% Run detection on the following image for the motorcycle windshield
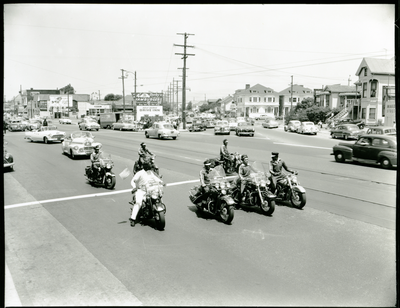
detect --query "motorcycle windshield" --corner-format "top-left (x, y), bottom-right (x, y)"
top-left (100, 153), bottom-right (112, 164)
top-left (248, 161), bottom-right (267, 182)
top-left (209, 165), bottom-right (227, 184)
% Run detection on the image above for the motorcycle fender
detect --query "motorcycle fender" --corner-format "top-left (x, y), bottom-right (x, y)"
top-left (220, 195), bottom-right (235, 206)
top-left (105, 172), bottom-right (115, 177)
top-left (293, 185), bottom-right (306, 193)
top-left (154, 202), bottom-right (166, 212)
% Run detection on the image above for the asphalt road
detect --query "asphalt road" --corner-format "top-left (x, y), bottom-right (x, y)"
top-left (4, 122), bottom-right (396, 306)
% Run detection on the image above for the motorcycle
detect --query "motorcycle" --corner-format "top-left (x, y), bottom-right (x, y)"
top-left (209, 152), bottom-right (241, 174)
top-left (133, 154), bottom-right (159, 176)
top-left (189, 165), bottom-right (235, 224)
top-left (231, 161), bottom-right (276, 215)
top-left (272, 171), bottom-right (306, 209)
top-left (130, 181), bottom-right (166, 231)
top-left (85, 153), bottom-right (116, 189)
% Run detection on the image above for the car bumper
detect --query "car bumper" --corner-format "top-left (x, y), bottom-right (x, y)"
top-left (48, 136), bottom-right (65, 141)
top-left (237, 130), bottom-right (254, 135)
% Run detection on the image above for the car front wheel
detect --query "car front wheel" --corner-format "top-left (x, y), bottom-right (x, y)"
top-left (334, 152), bottom-right (345, 163)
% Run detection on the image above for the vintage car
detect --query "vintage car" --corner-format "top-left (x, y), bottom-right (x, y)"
top-left (366, 126), bottom-right (396, 136)
top-left (78, 119), bottom-right (100, 131)
top-left (61, 131), bottom-right (100, 159)
top-left (330, 124), bottom-right (363, 140)
top-left (188, 121), bottom-right (206, 132)
top-left (111, 120), bottom-right (137, 131)
top-left (3, 141), bottom-right (14, 171)
top-left (24, 125), bottom-right (65, 143)
top-left (7, 119), bottom-right (28, 132)
top-left (145, 122), bottom-right (179, 140)
top-left (26, 119), bottom-right (42, 131)
top-left (59, 118), bottom-right (72, 124)
top-left (203, 120), bottom-right (216, 128)
top-left (262, 119), bottom-right (279, 129)
top-left (214, 120), bottom-right (230, 135)
top-left (297, 121), bottom-right (318, 135)
top-left (337, 119), bottom-right (365, 129)
top-left (235, 121), bottom-right (255, 137)
top-left (228, 119), bottom-right (238, 131)
top-left (331, 134), bottom-right (397, 169)
top-left (284, 120), bottom-right (301, 132)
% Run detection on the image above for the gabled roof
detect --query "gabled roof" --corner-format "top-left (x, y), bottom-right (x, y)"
top-left (236, 84), bottom-right (277, 94)
top-left (324, 84), bottom-right (356, 93)
top-left (278, 84), bottom-right (313, 95)
top-left (355, 58), bottom-right (395, 76)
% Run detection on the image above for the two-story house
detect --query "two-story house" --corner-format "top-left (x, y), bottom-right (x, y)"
top-left (233, 84), bottom-right (279, 118)
top-left (355, 57), bottom-right (395, 126)
top-left (278, 84), bottom-right (314, 116)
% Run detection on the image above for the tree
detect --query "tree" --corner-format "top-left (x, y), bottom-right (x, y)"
top-left (199, 103), bottom-right (210, 113)
top-left (104, 93), bottom-right (122, 101)
top-left (60, 84), bottom-right (75, 95)
top-left (187, 101), bottom-right (193, 111)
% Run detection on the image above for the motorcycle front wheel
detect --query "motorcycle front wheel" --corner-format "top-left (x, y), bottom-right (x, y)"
top-left (260, 198), bottom-right (275, 215)
top-left (290, 190), bottom-right (306, 209)
top-left (219, 204), bottom-right (234, 224)
top-left (105, 175), bottom-right (116, 189)
top-left (155, 211), bottom-right (165, 230)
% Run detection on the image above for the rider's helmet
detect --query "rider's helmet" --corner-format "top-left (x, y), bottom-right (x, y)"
top-left (241, 154), bottom-right (248, 161)
top-left (271, 152), bottom-right (279, 159)
top-left (94, 143), bottom-right (102, 150)
top-left (204, 159), bottom-right (212, 167)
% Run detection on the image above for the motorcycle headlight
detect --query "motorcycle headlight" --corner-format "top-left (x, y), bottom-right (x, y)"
top-left (220, 182), bottom-right (226, 189)
top-left (106, 163), bottom-right (112, 169)
top-left (214, 183), bottom-right (220, 189)
top-left (221, 189), bottom-right (227, 195)
top-left (260, 180), bottom-right (266, 187)
top-left (226, 182), bottom-right (231, 188)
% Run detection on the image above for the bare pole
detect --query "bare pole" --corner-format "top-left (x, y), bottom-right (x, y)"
top-left (175, 32), bottom-right (195, 129)
top-left (119, 69), bottom-right (126, 113)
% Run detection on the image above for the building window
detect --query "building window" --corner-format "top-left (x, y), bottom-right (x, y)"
top-left (254, 97), bottom-right (258, 102)
top-left (369, 108), bottom-right (376, 120)
top-left (364, 67), bottom-right (367, 76)
top-left (249, 97), bottom-right (252, 102)
top-left (362, 83), bottom-right (367, 98)
top-left (264, 97), bottom-right (266, 102)
top-left (268, 97), bottom-right (272, 102)
top-left (370, 80), bottom-right (377, 98)
top-left (361, 108), bottom-right (366, 119)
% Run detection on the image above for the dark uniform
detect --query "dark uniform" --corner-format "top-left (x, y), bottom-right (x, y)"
top-left (268, 152), bottom-right (294, 192)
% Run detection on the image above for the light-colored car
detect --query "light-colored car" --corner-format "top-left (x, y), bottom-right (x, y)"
top-left (330, 124), bottom-right (363, 140)
top-left (262, 119), bottom-right (279, 129)
top-left (145, 122), bottom-right (179, 140)
top-left (24, 125), bottom-right (65, 143)
top-left (235, 121), bottom-right (255, 137)
top-left (26, 119), bottom-right (42, 131)
top-left (111, 119), bottom-right (137, 131)
top-left (7, 119), bottom-right (28, 132)
top-left (284, 120), bottom-right (301, 132)
top-left (79, 119), bottom-right (100, 131)
top-left (297, 122), bottom-right (318, 135)
top-left (214, 120), bottom-right (230, 135)
top-left (366, 126), bottom-right (396, 136)
top-left (3, 141), bottom-right (14, 171)
top-left (62, 131), bottom-right (100, 159)
top-left (59, 118), bottom-right (72, 124)
top-left (228, 119), bottom-right (238, 131)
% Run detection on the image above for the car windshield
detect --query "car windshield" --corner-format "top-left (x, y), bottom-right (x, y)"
top-left (238, 122), bottom-right (250, 126)
top-left (42, 126), bottom-right (57, 131)
top-left (161, 124), bottom-right (174, 129)
top-left (384, 129), bottom-right (396, 134)
top-left (71, 132), bottom-right (92, 138)
top-left (304, 122), bottom-right (314, 126)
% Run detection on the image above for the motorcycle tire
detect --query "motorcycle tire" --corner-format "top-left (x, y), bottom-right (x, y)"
top-left (104, 175), bottom-right (116, 189)
top-left (219, 204), bottom-right (234, 224)
top-left (155, 211), bottom-right (165, 231)
top-left (290, 191), bottom-right (306, 209)
top-left (260, 199), bottom-right (275, 216)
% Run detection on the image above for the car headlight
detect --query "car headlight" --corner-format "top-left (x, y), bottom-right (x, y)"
top-left (73, 146), bottom-right (79, 150)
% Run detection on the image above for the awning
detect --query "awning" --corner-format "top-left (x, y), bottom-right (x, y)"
top-left (339, 92), bottom-right (360, 96)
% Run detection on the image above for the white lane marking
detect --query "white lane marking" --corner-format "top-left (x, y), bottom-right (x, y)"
top-left (273, 142), bottom-right (331, 150)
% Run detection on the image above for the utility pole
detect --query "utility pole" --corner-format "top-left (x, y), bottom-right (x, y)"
top-left (175, 32), bottom-right (195, 129)
top-left (290, 76), bottom-right (293, 121)
top-left (133, 71), bottom-right (137, 110)
top-left (119, 69), bottom-right (126, 113)
top-left (175, 79), bottom-right (181, 116)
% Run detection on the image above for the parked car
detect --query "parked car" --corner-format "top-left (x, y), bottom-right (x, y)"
top-left (111, 119), bottom-right (137, 131)
top-left (337, 119), bottom-right (365, 129)
top-left (330, 124), bottom-right (363, 140)
top-left (59, 118), bottom-right (72, 124)
top-left (189, 121), bottom-right (206, 132)
top-left (204, 120), bottom-right (216, 128)
top-left (228, 119), bottom-right (238, 131)
top-left (214, 120), bottom-right (230, 135)
top-left (145, 122), bottom-right (179, 140)
top-left (235, 121), bottom-right (255, 137)
top-left (284, 120), bottom-right (301, 132)
top-left (262, 119), bottom-right (279, 129)
top-left (255, 114), bottom-right (275, 121)
top-left (3, 141), bottom-right (14, 171)
top-left (26, 119), bottom-right (42, 131)
top-left (62, 131), bottom-right (100, 159)
top-left (79, 119), bottom-right (100, 131)
top-left (366, 126), bottom-right (396, 136)
top-left (331, 134), bottom-right (397, 169)
top-left (297, 121), bottom-right (318, 135)
top-left (24, 125), bottom-right (65, 143)
top-left (7, 119), bottom-right (28, 132)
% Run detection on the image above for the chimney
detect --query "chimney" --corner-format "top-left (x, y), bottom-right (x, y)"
top-left (245, 84), bottom-right (250, 89)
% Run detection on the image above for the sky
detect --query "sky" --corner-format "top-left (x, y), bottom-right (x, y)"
top-left (4, 4), bottom-right (395, 104)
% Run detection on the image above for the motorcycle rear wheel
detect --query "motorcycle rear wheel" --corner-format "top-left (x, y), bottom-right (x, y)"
top-left (155, 211), bottom-right (165, 230)
top-left (290, 190), bottom-right (306, 209)
top-left (219, 204), bottom-right (234, 224)
top-left (105, 175), bottom-right (116, 189)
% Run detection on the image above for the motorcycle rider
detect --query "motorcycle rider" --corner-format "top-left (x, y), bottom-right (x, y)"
top-left (268, 152), bottom-right (295, 194)
top-left (90, 144), bottom-right (104, 180)
top-left (220, 139), bottom-right (231, 170)
top-left (198, 159), bottom-right (214, 206)
top-left (129, 161), bottom-right (163, 227)
top-left (138, 142), bottom-right (154, 168)
top-left (236, 154), bottom-right (256, 206)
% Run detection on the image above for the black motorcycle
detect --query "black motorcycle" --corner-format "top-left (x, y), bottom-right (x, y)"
top-left (272, 171), bottom-right (306, 209)
top-left (85, 153), bottom-right (116, 189)
top-left (208, 152), bottom-right (241, 174)
top-left (189, 165), bottom-right (235, 224)
top-left (130, 181), bottom-right (166, 231)
top-left (231, 162), bottom-right (276, 215)
top-left (133, 154), bottom-right (159, 176)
